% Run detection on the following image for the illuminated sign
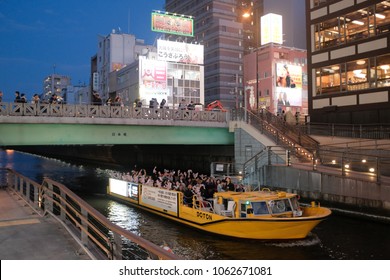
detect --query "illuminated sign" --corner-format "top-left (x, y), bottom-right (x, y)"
top-left (275, 63), bottom-right (303, 107)
top-left (141, 185), bottom-right (178, 214)
top-left (152, 12), bottom-right (194, 37)
top-left (276, 63), bottom-right (302, 89)
top-left (109, 178), bottom-right (128, 197)
top-left (139, 58), bottom-right (169, 103)
top-left (157, 39), bottom-right (204, 65)
top-left (261, 13), bottom-right (283, 45)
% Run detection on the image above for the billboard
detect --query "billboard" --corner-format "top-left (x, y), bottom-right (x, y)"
top-left (157, 39), bottom-right (204, 65)
top-left (139, 58), bottom-right (169, 103)
top-left (261, 13), bottom-right (283, 45)
top-left (152, 12), bottom-right (194, 37)
top-left (275, 63), bottom-right (303, 108)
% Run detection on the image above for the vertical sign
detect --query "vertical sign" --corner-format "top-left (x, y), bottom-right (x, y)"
top-left (261, 13), bottom-right (283, 45)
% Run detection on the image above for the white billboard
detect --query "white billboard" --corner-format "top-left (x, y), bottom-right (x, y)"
top-left (275, 63), bottom-right (303, 108)
top-left (261, 13), bottom-right (283, 45)
top-left (139, 58), bottom-right (169, 103)
top-left (157, 39), bottom-right (204, 65)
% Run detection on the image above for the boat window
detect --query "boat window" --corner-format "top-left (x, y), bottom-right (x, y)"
top-left (269, 199), bottom-right (292, 214)
top-left (251, 201), bottom-right (269, 215)
top-left (290, 197), bottom-right (299, 211)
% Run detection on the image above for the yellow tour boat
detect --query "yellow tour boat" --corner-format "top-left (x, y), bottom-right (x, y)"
top-left (107, 178), bottom-right (331, 240)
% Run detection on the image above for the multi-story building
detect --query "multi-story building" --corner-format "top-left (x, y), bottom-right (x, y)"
top-left (115, 39), bottom-right (205, 108)
top-left (165, 0), bottom-right (244, 109)
top-left (42, 74), bottom-right (71, 101)
top-left (165, 0), bottom-right (306, 109)
top-left (244, 43), bottom-right (308, 116)
top-left (306, 0), bottom-right (390, 124)
top-left (96, 30), bottom-right (155, 101)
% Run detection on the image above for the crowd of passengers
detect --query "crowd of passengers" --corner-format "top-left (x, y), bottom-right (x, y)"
top-left (110, 166), bottom-right (247, 206)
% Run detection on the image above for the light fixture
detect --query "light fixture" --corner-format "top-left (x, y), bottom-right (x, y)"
top-left (375, 13), bottom-right (385, 19)
top-left (369, 168), bottom-right (375, 173)
top-left (362, 159), bottom-right (367, 163)
top-left (331, 65), bottom-right (340, 70)
top-left (242, 12), bottom-right (250, 18)
top-left (356, 60), bottom-right (366, 65)
top-left (332, 160), bottom-right (336, 164)
top-left (352, 20), bottom-right (364, 25)
top-left (344, 164), bottom-right (350, 169)
top-left (379, 65), bottom-right (390, 70)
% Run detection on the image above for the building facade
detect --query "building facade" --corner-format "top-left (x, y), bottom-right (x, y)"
top-left (306, 0), bottom-right (390, 124)
top-left (115, 40), bottom-right (205, 108)
top-left (165, 0), bottom-right (244, 109)
top-left (244, 43), bottom-right (308, 116)
top-left (42, 74), bottom-right (71, 102)
top-left (96, 30), bottom-right (155, 101)
top-left (165, 0), bottom-right (306, 109)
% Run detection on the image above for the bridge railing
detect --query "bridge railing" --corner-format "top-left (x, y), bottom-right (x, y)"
top-left (0, 102), bottom-right (227, 122)
top-left (2, 168), bottom-right (180, 260)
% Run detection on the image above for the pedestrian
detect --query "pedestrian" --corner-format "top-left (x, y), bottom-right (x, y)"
top-left (32, 94), bottom-right (40, 104)
top-left (295, 111), bottom-right (300, 125)
top-left (20, 93), bottom-right (27, 103)
top-left (14, 91), bottom-right (21, 103)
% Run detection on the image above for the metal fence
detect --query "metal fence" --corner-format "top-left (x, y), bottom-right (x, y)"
top-left (305, 123), bottom-right (390, 140)
top-left (0, 102), bottom-right (228, 123)
top-left (2, 168), bottom-right (180, 260)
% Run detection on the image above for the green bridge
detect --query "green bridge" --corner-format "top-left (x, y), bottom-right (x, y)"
top-left (0, 103), bottom-right (234, 146)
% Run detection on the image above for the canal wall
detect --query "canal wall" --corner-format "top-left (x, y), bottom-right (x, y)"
top-left (261, 165), bottom-right (390, 215)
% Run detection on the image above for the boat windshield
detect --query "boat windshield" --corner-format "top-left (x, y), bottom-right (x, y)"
top-left (269, 199), bottom-right (293, 214)
top-left (251, 201), bottom-right (269, 215)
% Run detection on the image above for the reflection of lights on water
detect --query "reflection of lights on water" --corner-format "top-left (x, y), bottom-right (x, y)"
top-left (6, 149), bottom-right (14, 155)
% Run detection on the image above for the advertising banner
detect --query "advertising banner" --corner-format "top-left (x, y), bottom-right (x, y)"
top-left (152, 12), bottom-right (194, 37)
top-left (275, 63), bottom-right (303, 108)
top-left (141, 185), bottom-right (178, 214)
top-left (139, 58), bottom-right (169, 102)
top-left (157, 39), bottom-right (204, 65)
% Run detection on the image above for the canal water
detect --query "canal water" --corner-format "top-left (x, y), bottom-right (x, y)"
top-left (1, 149), bottom-right (390, 260)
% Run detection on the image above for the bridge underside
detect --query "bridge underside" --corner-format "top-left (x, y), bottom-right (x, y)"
top-left (0, 123), bottom-right (234, 146)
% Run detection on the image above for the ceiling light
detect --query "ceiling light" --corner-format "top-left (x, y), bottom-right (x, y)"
top-left (375, 13), bottom-right (385, 19)
top-left (379, 64), bottom-right (390, 70)
top-left (356, 60), bottom-right (366, 65)
top-left (352, 20), bottom-right (364, 25)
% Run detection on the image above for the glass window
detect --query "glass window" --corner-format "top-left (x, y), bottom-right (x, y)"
top-left (316, 64), bottom-right (342, 95)
top-left (376, 54), bottom-right (390, 88)
top-left (251, 202), bottom-right (269, 215)
top-left (345, 9), bottom-right (369, 43)
top-left (346, 59), bottom-right (369, 91)
top-left (269, 199), bottom-right (292, 214)
top-left (375, 2), bottom-right (390, 35)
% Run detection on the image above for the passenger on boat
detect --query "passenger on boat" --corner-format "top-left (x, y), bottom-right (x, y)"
top-left (226, 177), bottom-right (235, 191)
top-left (183, 184), bottom-right (195, 207)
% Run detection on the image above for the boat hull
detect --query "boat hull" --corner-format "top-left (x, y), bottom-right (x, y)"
top-left (108, 190), bottom-right (331, 240)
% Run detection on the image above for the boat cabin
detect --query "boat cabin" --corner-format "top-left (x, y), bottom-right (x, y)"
top-left (211, 190), bottom-right (302, 218)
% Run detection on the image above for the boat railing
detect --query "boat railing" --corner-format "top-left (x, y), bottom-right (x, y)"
top-left (2, 168), bottom-right (179, 260)
top-left (192, 196), bottom-right (215, 213)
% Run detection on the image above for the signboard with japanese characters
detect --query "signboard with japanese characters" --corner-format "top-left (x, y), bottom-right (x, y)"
top-left (152, 12), bottom-right (194, 37)
top-left (157, 39), bottom-right (204, 65)
top-left (139, 57), bottom-right (169, 103)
